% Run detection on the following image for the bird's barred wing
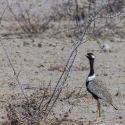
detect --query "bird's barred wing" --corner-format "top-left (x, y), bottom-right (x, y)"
top-left (88, 80), bottom-right (112, 103)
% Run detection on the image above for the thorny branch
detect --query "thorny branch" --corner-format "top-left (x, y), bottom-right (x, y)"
top-left (0, 6), bottom-right (8, 25)
top-left (44, 5), bottom-right (105, 116)
top-left (0, 41), bottom-right (29, 103)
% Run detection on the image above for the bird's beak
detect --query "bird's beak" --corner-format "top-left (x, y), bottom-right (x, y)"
top-left (85, 54), bottom-right (88, 57)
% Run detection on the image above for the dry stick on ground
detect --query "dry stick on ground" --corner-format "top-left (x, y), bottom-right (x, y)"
top-left (0, 43), bottom-right (36, 123)
top-left (45, 38), bottom-right (90, 117)
top-left (44, 20), bottom-right (92, 117)
top-left (7, 6), bottom-right (29, 34)
top-left (0, 6), bottom-right (8, 25)
top-left (7, 2), bottom-right (58, 35)
top-left (6, 1), bottom-right (32, 34)
top-left (1, 41), bottom-right (51, 122)
top-left (5, 4), bottom-right (33, 42)
top-left (0, 41), bottom-right (32, 113)
top-left (20, 1), bottom-right (36, 33)
top-left (93, 0), bottom-right (96, 34)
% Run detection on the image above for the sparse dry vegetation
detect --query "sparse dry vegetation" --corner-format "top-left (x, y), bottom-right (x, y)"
top-left (0, 0), bottom-right (125, 125)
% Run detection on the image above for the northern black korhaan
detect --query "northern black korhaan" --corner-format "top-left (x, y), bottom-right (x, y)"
top-left (85, 53), bottom-right (118, 122)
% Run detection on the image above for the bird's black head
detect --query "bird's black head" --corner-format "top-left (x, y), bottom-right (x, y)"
top-left (85, 53), bottom-right (95, 60)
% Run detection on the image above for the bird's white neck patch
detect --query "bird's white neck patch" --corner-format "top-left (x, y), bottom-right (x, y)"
top-left (86, 74), bottom-right (95, 82)
top-left (91, 55), bottom-right (95, 58)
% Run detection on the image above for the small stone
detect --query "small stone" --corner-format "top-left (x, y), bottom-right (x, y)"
top-left (32, 42), bottom-right (38, 47)
top-left (115, 30), bottom-right (125, 38)
top-left (92, 110), bottom-right (96, 113)
top-left (64, 114), bottom-right (69, 117)
top-left (17, 45), bottom-right (20, 47)
top-left (105, 28), bottom-right (109, 31)
top-left (110, 37), bottom-right (120, 42)
top-left (85, 97), bottom-right (92, 102)
top-left (49, 44), bottom-right (56, 47)
top-left (109, 49), bottom-right (113, 53)
top-left (119, 116), bottom-right (123, 119)
top-left (58, 65), bottom-right (65, 72)
top-left (24, 58), bottom-right (27, 61)
top-left (71, 122), bottom-right (77, 125)
top-left (110, 37), bottom-right (117, 42)
top-left (23, 41), bottom-right (30, 46)
top-left (104, 73), bottom-right (108, 76)
top-left (115, 92), bottom-right (121, 96)
top-left (104, 65), bottom-right (109, 69)
top-left (39, 122), bottom-right (45, 125)
top-left (102, 44), bottom-right (110, 52)
top-left (38, 43), bottom-right (42, 47)
top-left (1, 116), bottom-right (5, 119)
top-left (66, 30), bottom-right (72, 37)
top-left (76, 98), bottom-right (82, 103)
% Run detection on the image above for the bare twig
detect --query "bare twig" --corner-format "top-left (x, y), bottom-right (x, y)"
top-left (0, 41), bottom-right (29, 103)
top-left (0, 6), bottom-right (8, 25)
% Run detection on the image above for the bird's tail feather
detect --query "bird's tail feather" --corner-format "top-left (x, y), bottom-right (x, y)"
top-left (112, 103), bottom-right (118, 110)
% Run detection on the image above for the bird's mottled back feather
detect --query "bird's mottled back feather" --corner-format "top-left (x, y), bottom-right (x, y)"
top-left (87, 79), bottom-right (112, 104)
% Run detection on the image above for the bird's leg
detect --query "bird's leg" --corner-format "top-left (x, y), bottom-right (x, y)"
top-left (96, 99), bottom-right (101, 122)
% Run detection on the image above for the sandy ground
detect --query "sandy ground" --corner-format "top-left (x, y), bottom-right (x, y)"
top-left (0, 1), bottom-right (125, 125)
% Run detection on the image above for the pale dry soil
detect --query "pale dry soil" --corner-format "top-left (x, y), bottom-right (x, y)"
top-left (0, 28), bottom-right (125, 125)
top-left (0, 1), bottom-right (125, 124)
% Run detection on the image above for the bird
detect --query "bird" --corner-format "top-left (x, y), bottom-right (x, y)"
top-left (85, 53), bottom-right (118, 122)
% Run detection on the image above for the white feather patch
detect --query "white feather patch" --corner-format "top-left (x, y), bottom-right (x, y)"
top-left (91, 55), bottom-right (95, 58)
top-left (86, 74), bottom-right (95, 82)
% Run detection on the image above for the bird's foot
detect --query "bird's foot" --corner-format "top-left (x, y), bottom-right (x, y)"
top-left (96, 117), bottom-right (101, 122)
